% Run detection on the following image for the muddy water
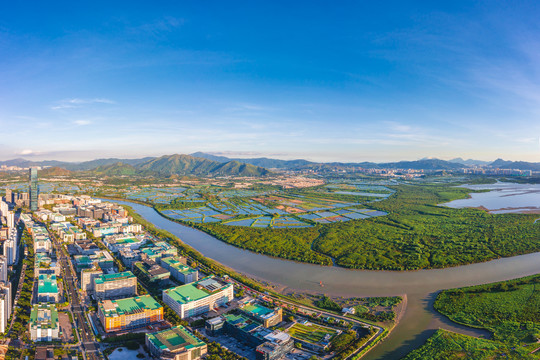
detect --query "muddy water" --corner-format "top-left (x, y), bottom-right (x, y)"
top-left (112, 200), bottom-right (540, 359)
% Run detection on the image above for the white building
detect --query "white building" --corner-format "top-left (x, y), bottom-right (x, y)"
top-left (29, 304), bottom-right (59, 342)
top-left (4, 227), bottom-right (18, 265)
top-left (0, 256), bottom-right (7, 283)
top-left (0, 282), bottom-right (12, 334)
top-left (6, 211), bottom-right (14, 228)
top-left (162, 276), bottom-right (234, 319)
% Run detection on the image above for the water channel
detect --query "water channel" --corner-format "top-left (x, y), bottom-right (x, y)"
top-left (110, 199), bottom-right (540, 359)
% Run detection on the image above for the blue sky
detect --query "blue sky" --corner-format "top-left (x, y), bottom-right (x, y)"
top-left (1, 1), bottom-right (539, 162)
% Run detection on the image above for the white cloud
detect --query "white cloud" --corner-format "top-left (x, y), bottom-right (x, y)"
top-left (51, 98), bottom-right (115, 110)
top-left (73, 120), bottom-right (92, 126)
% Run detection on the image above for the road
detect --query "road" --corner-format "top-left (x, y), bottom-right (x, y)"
top-left (179, 238), bottom-right (385, 359)
top-left (45, 221), bottom-right (102, 360)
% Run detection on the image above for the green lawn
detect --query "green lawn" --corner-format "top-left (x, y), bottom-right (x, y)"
top-left (288, 322), bottom-right (337, 344)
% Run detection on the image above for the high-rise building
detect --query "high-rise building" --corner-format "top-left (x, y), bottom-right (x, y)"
top-left (6, 211), bottom-right (14, 228)
top-left (0, 282), bottom-right (12, 334)
top-left (0, 256), bottom-right (7, 283)
top-left (0, 201), bottom-right (8, 217)
top-left (4, 189), bottom-right (12, 204)
top-left (29, 167), bottom-right (38, 211)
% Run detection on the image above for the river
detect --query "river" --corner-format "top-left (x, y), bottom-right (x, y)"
top-left (110, 199), bottom-right (540, 359)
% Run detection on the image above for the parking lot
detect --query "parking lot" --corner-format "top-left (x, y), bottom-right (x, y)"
top-left (201, 329), bottom-right (256, 360)
top-left (58, 311), bottom-right (74, 343)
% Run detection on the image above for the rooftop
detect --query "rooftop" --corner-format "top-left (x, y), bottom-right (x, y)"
top-left (94, 271), bottom-right (136, 285)
top-left (38, 274), bottom-right (58, 294)
top-left (30, 304), bottom-right (58, 329)
top-left (243, 304), bottom-right (274, 319)
top-left (163, 276), bottom-right (230, 305)
top-left (146, 325), bottom-right (205, 352)
top-left (99, 295), bottom-right (162, 317)
top-left (161, 257), bottom-right (196, 274)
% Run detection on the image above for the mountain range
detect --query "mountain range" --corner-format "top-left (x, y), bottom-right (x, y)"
top-left (0, 153), bottom-right (538, 176)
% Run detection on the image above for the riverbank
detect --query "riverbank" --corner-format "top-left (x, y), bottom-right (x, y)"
top-left (105, 198), bottom-right (540, 360)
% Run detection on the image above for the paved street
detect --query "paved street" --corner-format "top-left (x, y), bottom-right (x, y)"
top-left (47, 222), bottom-right (103, 360)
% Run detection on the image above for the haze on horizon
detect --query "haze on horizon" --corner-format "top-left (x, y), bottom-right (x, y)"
top-left (1, 1), bottom-right (539, 163)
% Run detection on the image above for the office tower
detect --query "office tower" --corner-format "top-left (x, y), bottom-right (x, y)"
top-left (29, 167), bottom-right (38, 211)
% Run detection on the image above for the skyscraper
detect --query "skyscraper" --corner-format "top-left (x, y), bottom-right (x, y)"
top-left (29, 167), bottom-right (38, 211)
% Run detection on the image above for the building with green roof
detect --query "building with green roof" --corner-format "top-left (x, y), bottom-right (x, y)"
top-left (98, 295), bottom-right (163, 332)
top-left (146, 325), bottom-right (207, 360)
top-left (140, 241), bottom-right (177, 262)
top-left (133, 259), bottom-right (170, 286)
top-left (162, 276), bottom-right (233, 319)
top-left (241, 303), bottom-right (283, 328)
top-left (37, 274), bottom-right (59, 303)
top-left (29, 304), bottom-right (59, 342)
top-left (94, 271), bottom-right (137, 300)
top-left (160, 257), bottom-right (198, 284)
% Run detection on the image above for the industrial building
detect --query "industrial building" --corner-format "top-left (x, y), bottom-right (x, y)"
top-left (240, 303), bottom-right (283, 328)
top-left (146, 325), bottom-right (207, 360)
top-left (208, 313), bottom-right (293, 360)
top-left (98, 295), bottom-right (163, 332)
top-left (94, 271), bottom-right (138, 300)
top-left (132, 259), bottom-right (170, 286)
top-left (37, 274), bottom-right (59, 303)
top-left (160, 257), bottom-right (198, 284)
top-left (162, 276), bottom-right (233, 319)
top-left (29, 304), bottom-right (59, 342)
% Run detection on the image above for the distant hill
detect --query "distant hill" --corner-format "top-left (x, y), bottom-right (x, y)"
top-left (63, 157), bottom-right (154, 171)
top-left (380, 159), bottom-right (464, 170)
top-left (191, 152), bottom-right (313, 169)
top-left (191, 152), bottom-right (464, 171)
top-left (38, 166), bottom-right (72, 177)
top-left (93, 162), bottom-right (138, 176)
top-left (449, 158), bottom-right (491, 166)
top-left (490, 159), bottom-right (540, 171)
top-left (136, 154), bottom-right (271, 177)
top-left (4, 153), bottom-right (538, 176)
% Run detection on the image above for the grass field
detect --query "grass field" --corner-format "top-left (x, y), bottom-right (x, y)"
top-left (288, 322), bottom-right (338, 345)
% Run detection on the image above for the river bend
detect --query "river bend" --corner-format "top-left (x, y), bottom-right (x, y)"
top-left (112, 200), bottom-right (540, 359)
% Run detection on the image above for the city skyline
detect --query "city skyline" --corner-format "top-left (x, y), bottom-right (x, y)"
top-left (1, 1), bottom-right (540, 162)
